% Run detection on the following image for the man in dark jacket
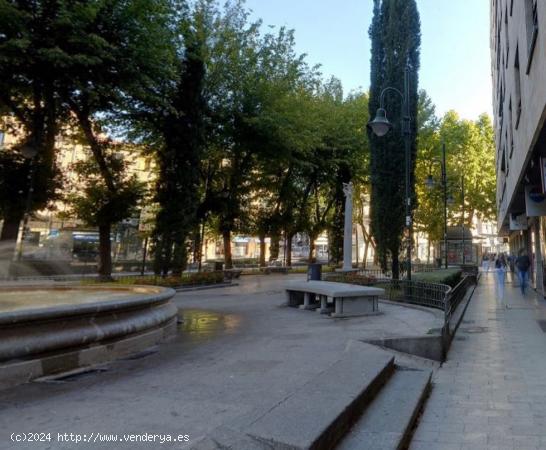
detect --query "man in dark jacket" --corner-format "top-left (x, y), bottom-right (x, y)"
top-left (515, 250), bottom-right (531, 295)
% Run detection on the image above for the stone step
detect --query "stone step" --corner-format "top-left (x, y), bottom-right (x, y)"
top-left (336, 368), bottom-right (432, 450)
top-left (188, 342), bottom-right (396, 450)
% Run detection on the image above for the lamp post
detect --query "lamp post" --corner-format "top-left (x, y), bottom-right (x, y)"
top-left (368, 62), bottom-right (413, 280)
top-left (426, 143), bottom-right (449, 269)
top-left (16, 144), bottom-right (39, 261)
top-left (461, 175), bottom-right (466, 265)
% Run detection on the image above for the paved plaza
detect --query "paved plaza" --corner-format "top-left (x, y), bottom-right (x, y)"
top-left (411, 273), bottom-right (546, 450)
top-left (0, 274), bottom-right (440, 450)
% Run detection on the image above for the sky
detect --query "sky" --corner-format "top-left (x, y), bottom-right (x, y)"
top-left (245, 0), bottom-right (492, 120)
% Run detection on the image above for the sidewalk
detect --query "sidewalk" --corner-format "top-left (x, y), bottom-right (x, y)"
top-left (410, 273), bottom-right (546, 450)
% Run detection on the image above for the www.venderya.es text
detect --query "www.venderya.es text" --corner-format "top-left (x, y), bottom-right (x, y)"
top-left (11, 432), bottom-right (190, 445)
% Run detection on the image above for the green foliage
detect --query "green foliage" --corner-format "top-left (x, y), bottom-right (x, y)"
top-left (65, 147), bottom-right (144, 228)
top-left (148, 1), bottom-right (207, 276)
top-left (412, 268), bottom-right (462, 287)
top-left (326, 273), bottom-right (378, 286)
top-left (84, 271), bottom-right (225, 287)
top-left (0, 1), bottom-right (66, 234)
top-left (414, 93), bottom-right (497, 246)
top-left (368, 0), bottom-right (421, 277)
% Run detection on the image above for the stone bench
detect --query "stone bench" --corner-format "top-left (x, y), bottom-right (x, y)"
top-left (223, 269), bottom-right (242, 280)
top-left (285, 280), bottom-right (384, 318)
top-left (262, 266), bottom-right (290, 275)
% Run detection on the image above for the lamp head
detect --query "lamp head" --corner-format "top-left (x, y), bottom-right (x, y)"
top-left (367, 108), bottom-right (392, 137)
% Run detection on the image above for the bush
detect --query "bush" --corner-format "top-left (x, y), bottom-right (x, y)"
top-left (325, 272), bottom-right (378, 285)
top-left (85, 271), bottom-right (225, 287)
top-left (412, 268), bottom-right (462, 287)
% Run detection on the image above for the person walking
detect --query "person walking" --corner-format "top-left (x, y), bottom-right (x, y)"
top-left (515, 249), bottom-right (531, 295)
top-left (482, 254), bottom-right (490, 275)
top-left (495, 253), bottom-right (508, 301)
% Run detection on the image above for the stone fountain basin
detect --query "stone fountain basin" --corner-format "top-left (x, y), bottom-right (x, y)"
top-left (0, 285), bottom-right (177, 388)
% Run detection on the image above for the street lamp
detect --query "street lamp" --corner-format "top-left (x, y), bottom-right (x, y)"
top-left (368, 61), bottom-right (413, 280)
top-left (16, 144), bottom-right (38, 261)
top-left (425, 143), bottom-right (449, 269)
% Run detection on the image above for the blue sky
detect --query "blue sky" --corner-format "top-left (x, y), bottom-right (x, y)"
top-left (245, 0), bottom-right (492, 120)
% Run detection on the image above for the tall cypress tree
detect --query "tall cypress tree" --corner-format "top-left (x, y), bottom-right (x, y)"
top-left (368, 0), bottom-right (420, 278)
top-left (153, 3), bottom-right (206, 276)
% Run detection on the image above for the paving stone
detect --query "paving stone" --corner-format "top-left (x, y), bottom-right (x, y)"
top-left (410, 276), bottom-right (546, 450)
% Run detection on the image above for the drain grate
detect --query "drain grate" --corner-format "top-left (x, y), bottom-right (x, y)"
top-left (35, 367), bottom-right (108, 384)
top-left (454, 336), bottom-right (467, 341)
top-left (461, 326), bottom-right (489, 334)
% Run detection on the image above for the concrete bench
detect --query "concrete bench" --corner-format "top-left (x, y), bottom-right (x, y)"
top-left (262, 266), bottom-right (290, 275)
top-left (223, 269), bottom-right (242, 280)
top-left (285, 280), bottom-right (384, 318)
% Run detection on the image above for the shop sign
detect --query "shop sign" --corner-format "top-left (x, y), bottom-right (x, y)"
top-left (510, 213), bottom-right (528, 230)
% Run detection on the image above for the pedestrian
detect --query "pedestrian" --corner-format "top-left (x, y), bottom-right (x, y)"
top-left (482, 254), bottom-right (489, 275)
top-left (515, 249), bottom-right (531, 295)
top-left (495, 253), bottom-right (507, 301)
top-left (488, 253), bottom-right (495, 274)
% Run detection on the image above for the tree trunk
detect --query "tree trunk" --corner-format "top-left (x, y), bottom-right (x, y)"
top-left (0, 214), bottom-right (22, 258)
top-left (223, 229), bottom-right (233, 269)
top-left (308, 234), bottom-right (316, 263)
top-left (98, 223), bottom-right (113, 280)
top-left (391, 251), bottom-right (400, 280)
top-left (363, 237), bottom-right (370, 269)
top-left (259, 233), bottom-right (266, 267)
top-left (172, 241), bottom-right (187, 276)
top-left (270, 233), bottom-right (280, 261)
top-left (285, 233), bottom-right (293, 267)
top-left (192, 226), bottom-right (201, 264)
top-left (355, 226), bottom-right (359, 267)
top-left (427, 239), bottom-right (431, 264)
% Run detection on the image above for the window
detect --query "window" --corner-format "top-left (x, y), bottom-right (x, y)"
top-left (508, 99), bottom-right (514, 157)
top-left (505, 132), bottom-right (510, 174)
top-left (525, 0), bottom-right (538, 73)
top-left (514, 45), bottom-right (522, 129)
top-left (510, 0), bottom-right (514, 16)
top-left (505, 5), bottom-right (510, 67)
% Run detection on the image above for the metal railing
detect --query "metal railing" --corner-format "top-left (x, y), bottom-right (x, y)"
top-left (444, 273), bottom-right (477, 325)
top-left (355, 263), bottom-right (441, 281)
top-left (325, 270), bottom-right (477, 329)
top-left (373, 279), bottom-right (449, 310)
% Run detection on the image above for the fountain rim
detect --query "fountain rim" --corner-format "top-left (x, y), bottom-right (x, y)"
top-left (0, 284), bottom-right (176, 326)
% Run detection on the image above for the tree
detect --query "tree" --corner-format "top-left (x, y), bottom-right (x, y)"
top-left (413, 90), bottom-right (442, 260)
top-left (202, 3), bottom-right (313, 269)
top-left (53, 0), bottom-right (174, 278)
top-left (147, 1), bottom-right (207, 276)
top-left (414, 95), bottom-right (496, 260)
top-left (368, 0), bottom-right (421, 278)
top-left (0, 0), bottom-right (64, 258)
top-left (65, 145), bottom-right (144, 271)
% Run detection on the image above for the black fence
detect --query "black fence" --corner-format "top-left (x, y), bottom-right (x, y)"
top-left (325, 269), bottom-right (477, 330)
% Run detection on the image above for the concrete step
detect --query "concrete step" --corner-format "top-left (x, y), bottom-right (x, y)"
top-left (336, 368), bottom-right (432, 450)
top-left (188, 342), bottom-right (396, 450)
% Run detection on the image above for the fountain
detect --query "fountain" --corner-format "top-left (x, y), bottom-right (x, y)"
top-left (0, 285), bottom-right (177, 388)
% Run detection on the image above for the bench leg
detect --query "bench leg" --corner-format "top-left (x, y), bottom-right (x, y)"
top-left (317, 295), bottom-right (333, 314)
top-left (286, 290), bottom-right (300, 307)
top-left (299, 292), bottom-right (317, 310)
top-left (334, 297), bottom-right (343, 316)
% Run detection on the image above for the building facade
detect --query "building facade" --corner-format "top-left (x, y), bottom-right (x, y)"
top-left (491, 0), bottom-right (546, 293)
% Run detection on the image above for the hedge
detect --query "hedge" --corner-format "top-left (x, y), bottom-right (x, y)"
top-left (412, 268), bottom-right (462, 287)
